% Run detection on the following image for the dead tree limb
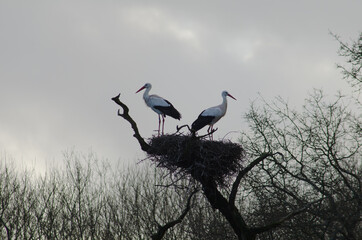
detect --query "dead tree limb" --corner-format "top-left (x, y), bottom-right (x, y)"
top-left (151, 189), bottom-right (198, 240)
top-left (111, 93), bottom-right (150, 151)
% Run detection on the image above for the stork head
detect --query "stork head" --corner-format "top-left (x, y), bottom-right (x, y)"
top-left (222, 91), bottom-right (237, 100)
top-left (136, 83), bottom-right (152, 93)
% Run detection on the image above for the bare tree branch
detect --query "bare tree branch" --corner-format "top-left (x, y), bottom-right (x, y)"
top-left (229, 152), bottom-right (273, 205)
top-left (0, 217), bottom-right (10, 240)
top-left (251, 198), bottom-right (324, 234)
top-left (111, 93), bottom-right (150, 152)
top-left (331, 31), bottom-right (362, 91)
top-left (151, 189), bottom-right (198, 240)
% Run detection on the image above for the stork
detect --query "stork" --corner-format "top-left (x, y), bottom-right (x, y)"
top-left (136, 83), bottom-right (181, 136)
top-left (191, 91), bottom-right (236, 140)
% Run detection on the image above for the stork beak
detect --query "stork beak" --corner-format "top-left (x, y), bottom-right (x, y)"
top-left (136, 85), bottom-right (146, 93)
top-left (227, 93), bottom-right (237, 100)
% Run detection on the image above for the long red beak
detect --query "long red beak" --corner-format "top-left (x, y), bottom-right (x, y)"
top-left (136, 85), bottom-right (146, 93)
top-left (227, 93), bottom-right (237, 100)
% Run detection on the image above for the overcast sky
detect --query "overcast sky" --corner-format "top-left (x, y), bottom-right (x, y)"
top-left (1, 0), bottom-right (361, 174)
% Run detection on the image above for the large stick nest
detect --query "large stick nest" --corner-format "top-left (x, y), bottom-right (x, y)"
top-left (147, 134), bottom-right (245, 185)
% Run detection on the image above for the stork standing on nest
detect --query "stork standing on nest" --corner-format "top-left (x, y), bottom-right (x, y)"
top-left (191, 91), bottom-right (236, 140)
top-left (136, 83), bottom-right (181, 136)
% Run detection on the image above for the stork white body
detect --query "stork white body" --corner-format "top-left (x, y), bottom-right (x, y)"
top-left (136, 83), bottom-right (181, 136)
top-left (191, 91), bottom-right (236, 140)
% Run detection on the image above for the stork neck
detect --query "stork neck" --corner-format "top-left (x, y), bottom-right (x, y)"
top-left (220, 94), bottom-right (228, 112)
top-left (143, 87), bottom-right (151, 100)
top-left (222, 94), bottom-right (228, 107)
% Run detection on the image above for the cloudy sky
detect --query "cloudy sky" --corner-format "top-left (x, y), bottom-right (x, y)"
top-left (1, 0), bottom-right (361, 174)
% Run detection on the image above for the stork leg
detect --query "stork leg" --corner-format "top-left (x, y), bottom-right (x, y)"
top-left (161, 115), bottom-right (165, 135)
top-left (210, 125), bottom-right (214, 141)
top-left (207, 125), bottom-right (213, 141)
top-left (158, 115), bottom-right (161, 136)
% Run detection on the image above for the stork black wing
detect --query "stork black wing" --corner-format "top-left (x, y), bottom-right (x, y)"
top-left (191, 112), bottom-right (215, 132)
top-left (154, 100), bottom-right (181, 120)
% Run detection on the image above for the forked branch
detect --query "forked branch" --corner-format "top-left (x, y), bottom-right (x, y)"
top-left (111, 93), bottom-right (150, 151)
top-left (229, 152), bottom-right (272, 205)
top-left (229, 152), bottom-right (279, 205)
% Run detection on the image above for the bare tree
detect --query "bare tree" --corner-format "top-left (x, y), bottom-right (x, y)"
top-left (112, 94), bottom-right (323, 240)
top-left (332, 32), bottom-right (362, 91)
top-left (240, 90), bottom-right (361, 239)
top-left (1, 88), bottom-right (359, 239)
top-left (1, 32), bottom-right (361, 239)
top-left (0, 152), bottom-right (203, 239)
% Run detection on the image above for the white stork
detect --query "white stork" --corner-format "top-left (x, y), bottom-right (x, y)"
top-left (136, 83), bottom-right (181, 136)
top-left (191, 91), bottom-right (236, 140)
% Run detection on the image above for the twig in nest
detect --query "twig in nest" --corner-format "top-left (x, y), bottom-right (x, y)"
top-left (176, 124), bottom-right (191, 133)
top-left (222, 131), bottom-right (241, 141)
top-left (196, 128), bottom-right (218, 139)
